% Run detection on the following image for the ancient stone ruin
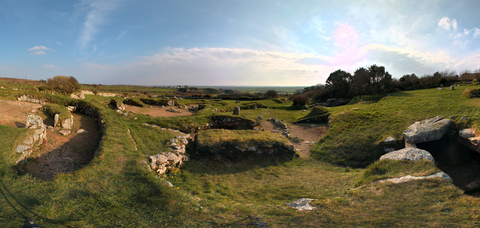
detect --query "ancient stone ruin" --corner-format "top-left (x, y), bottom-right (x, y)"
top-left (379, 116), bottom-right (480, 192)
top-left (15, 114), bottom-right (47, 163)
top-left (147, 134), bottom-right (190, 176)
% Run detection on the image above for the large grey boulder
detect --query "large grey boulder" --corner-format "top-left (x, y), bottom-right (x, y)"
top-left (233, 106), bottom-right (240, 115)
top-left (380, 148), bottom-right (434, 162)
top-left (403, 116), bottom-right (451, 144)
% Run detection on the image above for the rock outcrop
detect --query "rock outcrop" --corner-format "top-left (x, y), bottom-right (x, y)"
top-left (380, 148), bottom-right (434, 162)
top-left (403, 116), bottom-right (451, 146)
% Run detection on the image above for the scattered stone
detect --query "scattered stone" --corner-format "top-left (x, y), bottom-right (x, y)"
top-left (403, 116), bottom-right (451, 144)
top-left (122, 112), bottom-right (129, 117)
top-left (257, 115), bottom-right (262, 121)
top-left (62, 116), bottom-right (74, 130)
top-left (384, 148), bottom-right (395, 153)
top-left (450, 85), bottom-right (455, 90)
top-left (76, 129), bottom-right (87, 134)
top-left (67, 106), bottom-right (76, 112)
top-left (465, 179), bottom-right (480, 192)
top-left (233, 106), bottom-right (240, 115)
top-left (163, 180), bottom-right (174, 187)
top-left (460, 116), bottom-right (468, 122)
top-left (54, 114), bottom-right (60, 127)
top-left (459, 128), bottom-right (476, 139)
top-left (58, 130), bottom-right (71, 136)
top-left (384, 136), bottom-right (396, 145)
top-left (286, 198), bottom-right (315, 211)
top-left (437, 87), bottom-right (443, 90)
top-left (377, 171), bottom-right (452, 184)
top-left (15, 144), bottom-right (30, 153)
top-left (380, 148), bottom-right (434, 162)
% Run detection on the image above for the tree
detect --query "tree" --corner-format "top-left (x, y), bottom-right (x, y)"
top-left (325, 69), bottom-right (351, 98)
top-left (350, 67), bottom-right (371, 96)
top-left (46, 75), bottom-right (81, 94)
top-left (264, 90), bottom-right (279, 98)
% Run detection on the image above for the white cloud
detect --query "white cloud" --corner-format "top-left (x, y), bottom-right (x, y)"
top-left (42, 65), bottom-right (56, 68)
top-left (474, 28), bottom-right (480, 38)
top-left (56, 41), bottom-right (63, 45)
top-left (78, 0), bottom-right (120, 50)
top-left (28, 46), bottom-right (51, 51)
top-left (438, 17), bottom-right (457, 31)
top-left (32, 51), bottom-right (46, 55)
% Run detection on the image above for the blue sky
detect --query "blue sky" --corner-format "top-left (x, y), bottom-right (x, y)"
top-left (1, 0), bottom-right (480, 86)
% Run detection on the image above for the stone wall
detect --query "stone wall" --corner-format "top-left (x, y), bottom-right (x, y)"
top-left (210, 115), bottom-right (258, 130)
top-left (17, 94), bottom-right (45, 104)
top-left (15, 114), bottom-right (47, 163)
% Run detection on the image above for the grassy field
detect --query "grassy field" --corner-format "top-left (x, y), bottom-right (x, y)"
top-left (0, 82), bottom-right (480, 227)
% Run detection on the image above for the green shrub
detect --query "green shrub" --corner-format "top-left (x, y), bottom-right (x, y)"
top-left (38, 86), bottom-right (47, 91)
top-left (46, 75), bottom-right (81, 94)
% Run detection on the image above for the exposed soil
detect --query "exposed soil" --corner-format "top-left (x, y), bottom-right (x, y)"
top-left (261, 120), bottom-right (327, 158)
top-left (25, 113), bottom-right (102, 180)
top-left (0, 99), bottom-right (42, 128)
top-left (123, 104), bottom-right (196, 117)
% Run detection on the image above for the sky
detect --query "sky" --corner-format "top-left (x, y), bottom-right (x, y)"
top-left (1, 0), bottom-right (480, 86)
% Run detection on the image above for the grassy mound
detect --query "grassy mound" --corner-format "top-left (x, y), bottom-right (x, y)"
top-left (123, 98), bottom-right (147, 107)
top-left (196, 129), bottom-right (293, 160)
top-left (296, 106), bottom-right (330, 123)
top-left (312, 86), bottom-right (480, 167)
top-left (42, 104), bottom-right (70, 120)
top-left (240, 101), bottom-right (267, 109)
top-left (140, 98), bottom-right (177, 106)
top-left (461, 88), bottom-right (480, 98)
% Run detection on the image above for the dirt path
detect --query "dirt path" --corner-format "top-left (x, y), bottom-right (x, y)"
top-left (262, 121), bottom-right (327, 158)
top-left (124, 104), bottom-right (196, 117)
top-left (25, 113), bottom-right (102, 180)
top-left (0, 99), bottom-right (42, 128)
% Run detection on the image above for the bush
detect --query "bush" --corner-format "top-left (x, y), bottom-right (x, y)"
top-left (46, 75), bottom-right (81, 94)
top-left (292, 95), bottom-right (308, 106)
top-left (265, 90), bottom-right (279, 98)
top-left (38, 86), bottom-right (47, 91)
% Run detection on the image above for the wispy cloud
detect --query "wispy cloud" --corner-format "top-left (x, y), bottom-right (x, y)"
top-left (56, 41), bottom-right (63, 45)
top-left (474, 28), bottom-right (480, 38)
top-left (28, 46), bottom-right (51, 51)
top-left (78, 0), bottom-right (120, 50)
top-left (32, 51), bottom-right (46, 55)
top-left (42, 65), bottom-right (56, 68)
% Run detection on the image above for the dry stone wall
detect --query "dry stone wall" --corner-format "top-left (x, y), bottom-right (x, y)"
top-left (15, 114), bottom-right (47, 163)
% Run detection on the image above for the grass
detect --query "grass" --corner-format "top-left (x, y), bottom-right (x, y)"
top-left (1, 83), bottom-right (480, 226)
